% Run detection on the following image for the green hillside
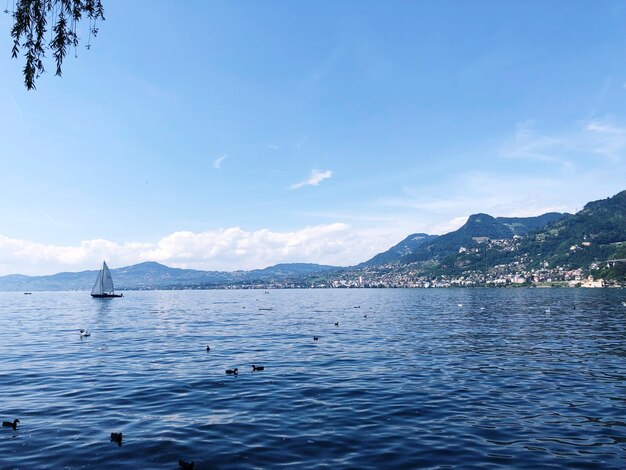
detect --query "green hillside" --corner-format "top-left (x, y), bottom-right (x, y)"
top-left (518, 191), bottom-right (626, 268)
top-left (416, 190), bottom-right (626, 280)
top-left (400, 212), bottom-right (564, 265)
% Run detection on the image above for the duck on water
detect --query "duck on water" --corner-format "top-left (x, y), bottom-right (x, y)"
top-left (2, 419), bottom-right (19, 430)
top-left (110, 432), bottom-right (123, 446)
top-left (179, 460), bottom-right (195, 470)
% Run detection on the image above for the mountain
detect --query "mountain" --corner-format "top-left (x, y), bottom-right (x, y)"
top-left (515, 190), bottom-right (626, 271)
top-left (399, 212), bottom-right (565, 264)
top-left (0, 261), bottom-right (339, 291)
top-left (497, 213), bottom-right (568, 235)
top-left (358, 233), bottom-right (438, 267)
top-left (247, 263), bottom-right (339, 278)
top-left (2, 191), bottom-right (624, 290)
top-left (110, 262), bottom-right (234, 289)
top-left (410, 190), bottom-right (626, 279)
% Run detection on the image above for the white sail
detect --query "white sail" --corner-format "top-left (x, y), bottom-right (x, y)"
top-left (91, 266), bottom-right (104, 295)
top-left (102, 261), bottom-right (114, 294)
top-left (91, 261), bottom-right (116, 295)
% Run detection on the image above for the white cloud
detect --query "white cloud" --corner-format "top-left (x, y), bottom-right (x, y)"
top-left (0, 223), bottom-right (398, 276)
top-left (500, 121), bottom-right (570, 165)
top-left (0, 235), bottom-right (152, 275)
top-left (584, 120), bottom-right (626, 162)
top-left (585, 122), bottom-right (626, 134)
top-left (213, 154), bottom-right (227, 169)
top-left (377, 171), bottom-right (581, 233)
top-left (501, 119), bottom-right (626, 164)
top-left (427, 216), bottom-right (469, 235)
top-left (290, 169), bottom-right (333, 190)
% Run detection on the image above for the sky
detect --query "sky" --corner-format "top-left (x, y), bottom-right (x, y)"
top-left (1, 0), bottom-right (626, 275)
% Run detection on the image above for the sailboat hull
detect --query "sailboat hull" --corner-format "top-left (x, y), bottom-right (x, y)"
top-left (91, 293), bottom-right (123, 298)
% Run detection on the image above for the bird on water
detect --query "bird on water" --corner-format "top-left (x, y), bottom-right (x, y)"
top-left (80, 329), bottom-right (91, 337)
top-left (110, 432), bottom-right (123, 446)
top-left (225, 368), bottom-right (238, 375)
top-left (206, 345), bottom-right (211, 352)
top-left (334, 322), bottom-right (339, 326)
top-left (252, 364), bottom-right (265, 371)
top-left (2, 419), bottom-right (19, 430)
top-left (313, 336), bottom-right (319, 341)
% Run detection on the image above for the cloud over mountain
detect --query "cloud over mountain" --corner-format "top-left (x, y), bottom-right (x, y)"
top-left (0, 223), bottom-right (390, 276)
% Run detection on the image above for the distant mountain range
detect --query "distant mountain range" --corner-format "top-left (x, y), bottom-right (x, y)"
top-left (0, 262), bottom-right (339, 291)
top-left (1, 190), bottom-right (625, 290)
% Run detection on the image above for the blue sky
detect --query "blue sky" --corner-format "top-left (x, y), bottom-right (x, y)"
top-left (1, 1), bottom-right (626, 275)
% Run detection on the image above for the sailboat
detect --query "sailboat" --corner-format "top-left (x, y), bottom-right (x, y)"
top-left (91, 261), bottom-right (123, 298)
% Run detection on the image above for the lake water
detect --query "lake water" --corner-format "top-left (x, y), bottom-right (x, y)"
top-left (0, 288), bottom-right (625, 469)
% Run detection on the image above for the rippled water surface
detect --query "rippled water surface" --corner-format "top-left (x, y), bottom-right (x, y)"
top-left (1, 288), bottom-right (625, 469)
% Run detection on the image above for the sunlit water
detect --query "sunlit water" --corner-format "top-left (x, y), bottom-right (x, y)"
top-left (0, 288), bottom-right (625, 469)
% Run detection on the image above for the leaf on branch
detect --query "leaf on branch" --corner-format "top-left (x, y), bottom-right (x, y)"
top-left (9, 0), bottom-right (105, 89)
